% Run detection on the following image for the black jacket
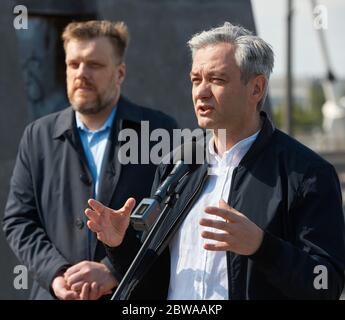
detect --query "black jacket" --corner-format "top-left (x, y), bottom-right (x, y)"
top-left (107, 111), bottom-right (345, 300)
top-left (2, 96), bottom-right (178, 299)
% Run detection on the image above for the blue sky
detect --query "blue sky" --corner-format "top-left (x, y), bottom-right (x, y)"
top-left (252, 0), bottom-right (345, 79)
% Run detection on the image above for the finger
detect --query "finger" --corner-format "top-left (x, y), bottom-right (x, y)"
top-left (87, 220), bottom-right (102, 233)
top-left (79, 282), bottom-right (89, 300)
top-left (219, 199), bottom-right (244, 217)
top-left (64, 261), bottom-right (85, 278)
top-left (204, 206), bottom-right (239, 222)
top-left (54, 287), bottom-right (66, 300)
top-left (88, 198), bottom-right (135, 217)
top-left (57, 287), bottom-right (79, 300)
top-left (219, 198), bottom-right (230, 209)
top-left (88, 199), bottom-right (109, 215)
top-left (203, 242), bottom-right (230, 251)
top-left (201, 230), bottom-right (231, 243)
top-left (89, 282), bottom-right (99, 300)
top-left (116, 198), bottom-right (136, 216)
top-left (66, 272), bottom-right (86, 287)
top-left (71, 282), bottom-right (84, 292)
top-left (199, 218), bottom-right (232, 233)
top-left (63, 290), bottom-right (79, 300)
top-left (85, 208), bottom-right (101, 223)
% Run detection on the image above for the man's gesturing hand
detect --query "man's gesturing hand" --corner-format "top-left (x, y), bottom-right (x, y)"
top-left (200, 199), bottom-right (264, 256)
top-left (85, 198), bottom-right (136, 247)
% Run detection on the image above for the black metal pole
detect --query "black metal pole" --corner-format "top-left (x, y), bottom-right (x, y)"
top-left (286, 0), bottom-right (294, 136)
top-left (111, 196), bottom-right (176, 300)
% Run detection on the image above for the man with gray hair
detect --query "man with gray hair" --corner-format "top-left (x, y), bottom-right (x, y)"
top-left (85, 22), bottom-right (345, 299)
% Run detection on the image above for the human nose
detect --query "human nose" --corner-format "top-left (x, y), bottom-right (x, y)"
top-left (194, 79), bottom-right (212, 100)
top-left (75, 63), bottom-right (88, 79)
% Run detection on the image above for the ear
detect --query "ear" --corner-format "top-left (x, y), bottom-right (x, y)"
top-left (116, 63), bottom-right (126, 85)
top-left (249, 74), bottom-right (266, 106)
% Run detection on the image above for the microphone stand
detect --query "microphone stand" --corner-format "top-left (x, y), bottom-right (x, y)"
top-left (110, 192), bottom-right (179, 300)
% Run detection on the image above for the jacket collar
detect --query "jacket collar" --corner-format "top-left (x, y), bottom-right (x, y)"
top-left (239, 111), bottom-right (275, 166)
top-left (115, 95), bottom-right (144, 125)
top-left (52, 95), bottom-right (143, 139)
top-left (52, 107), bottom-right (75, 139)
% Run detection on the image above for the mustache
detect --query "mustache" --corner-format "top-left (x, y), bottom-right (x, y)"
top-left (73, 79), bottom-right (95, 91)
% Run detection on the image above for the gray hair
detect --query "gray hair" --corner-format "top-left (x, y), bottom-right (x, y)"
top-left (188, 22), bottom-right (274, 110)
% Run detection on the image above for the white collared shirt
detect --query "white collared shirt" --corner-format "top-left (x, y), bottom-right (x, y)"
top-left (167, 131), bottom-right (259, 300)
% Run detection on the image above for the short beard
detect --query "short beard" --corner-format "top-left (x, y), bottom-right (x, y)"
top-left (70, 93), bottom-right (115, 115)
top-left (72, 100), bottom-right (106, 115)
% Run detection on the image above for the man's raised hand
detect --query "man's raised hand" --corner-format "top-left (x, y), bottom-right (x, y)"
top-left (85, 198), bottom-right (136, 247)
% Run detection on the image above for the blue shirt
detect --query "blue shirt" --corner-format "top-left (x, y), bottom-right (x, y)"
top-left (76, 107), bottom-right (117, 198)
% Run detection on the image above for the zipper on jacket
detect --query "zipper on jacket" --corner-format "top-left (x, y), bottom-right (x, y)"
top-left (227, 166), bottom-right (238, 300)
top-left (156, 169), bottom-right (209, 254)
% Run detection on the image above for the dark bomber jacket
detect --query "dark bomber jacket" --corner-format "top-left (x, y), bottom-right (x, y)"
top-left (107, 111), bottom-right (345, 300)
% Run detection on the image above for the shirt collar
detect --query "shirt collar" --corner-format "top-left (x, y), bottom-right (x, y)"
top-left (208, 130), bottom-right (260, 167)
top-left (76, 107), bottom-right (117, 133)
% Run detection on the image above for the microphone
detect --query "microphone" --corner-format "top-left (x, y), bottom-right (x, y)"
top-left (154, 160), bottom-right (190, 202)
top-left (130, 139), bottom-right (202, 232)
top-left (112, 138), bottom-right (204, 300)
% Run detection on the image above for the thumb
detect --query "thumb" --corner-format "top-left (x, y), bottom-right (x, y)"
top-left (119, 197), bottom-right (136, 216)
top-left (219, 198), bottom-right (230, 209)
top-left (219, 199), bottom-right (243, 218)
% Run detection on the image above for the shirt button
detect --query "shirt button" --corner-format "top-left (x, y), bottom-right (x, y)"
top-left (75, 218), bottom-right (84, 229)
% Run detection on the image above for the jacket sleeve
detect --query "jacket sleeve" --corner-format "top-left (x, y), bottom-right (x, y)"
top-left (2, 125), bottom-right (71, 293)
top-left (104, 163), bottom-right (165, 279)
top-left (249, 163), bottom-right (345, 299)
